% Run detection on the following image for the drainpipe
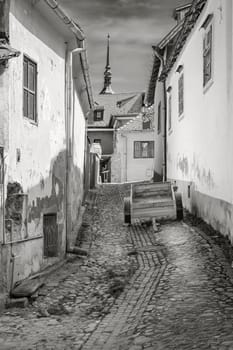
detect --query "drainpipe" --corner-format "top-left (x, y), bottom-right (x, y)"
top-left (152, 46), bottom-right (167, 182)
top-left (65, 41), bottom-right (94, 253)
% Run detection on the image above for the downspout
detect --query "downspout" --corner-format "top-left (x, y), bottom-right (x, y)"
top-left (153, 46), bottom-right (167, 182)
top-left (64, 44), bottom-right (71, 254)
top-left (65, 40), bottom-right (94, 253)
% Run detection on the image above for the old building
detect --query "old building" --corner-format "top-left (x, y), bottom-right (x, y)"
top-left (111, 107), bottom-right (155, 183)
top-left (147, 0), bottom-right (233, 242)
top-left (0, 0), bottom-right (94, 302)
top-left (88, 35), bottom-right (144, 182)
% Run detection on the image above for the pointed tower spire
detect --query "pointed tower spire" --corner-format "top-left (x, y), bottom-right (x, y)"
top-left (100, 34), bottom-right (114, 94)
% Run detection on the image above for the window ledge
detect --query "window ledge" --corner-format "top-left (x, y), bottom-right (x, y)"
top-left (23, 116), bottom-right (38, 126)
top-left (203, 79), bottom-right (214, 94)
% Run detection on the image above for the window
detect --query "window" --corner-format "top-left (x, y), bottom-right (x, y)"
top-left (203, 24), bottom-right (212, 87)
top-left (168, 94), bottom-right (172, 130)
top-left (23, 55), bottom-right (37, 122)
top-left (157, 102), bottom-right (161, 134)
top-left (178, 73), bottom-right (184, 116)
top-left (134, 141), bottom-right (154, 159)
top-left (94, 110), bottom-right (104, 121)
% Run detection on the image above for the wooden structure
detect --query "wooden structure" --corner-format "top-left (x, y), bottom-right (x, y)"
top-left (124, 182), bottom-right (183, 224)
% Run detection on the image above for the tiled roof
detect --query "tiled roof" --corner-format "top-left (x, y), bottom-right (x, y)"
top-left (146, 21), bottom-right (184, 106)
top-left (160, 0), bottom-right (208, 80)
top-left (91, 92), bottom-right (144, 127)
top-left (146, 0), bottom-right (207, 105)
top-left (118, 106), bottom-right (155, 132)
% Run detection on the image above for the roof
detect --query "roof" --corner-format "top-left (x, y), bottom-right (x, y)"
top-left (146, 20), bottom-right (184, 106)
top-left (90, 92), bottom-right (144, 127)
top-left (43, 0), bottom-right (84, 40)
top-left (173, 4), bottom-right (192, 21)
top-left (118, 113), bottom-right (155, 133)
top-left (146, 0), bottom-right (207, 105)
top-left (160, 0), bottom-right (208, 80)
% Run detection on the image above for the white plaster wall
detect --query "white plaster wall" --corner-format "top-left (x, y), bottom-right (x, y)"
top-left (166, 0), bottom-right (232, 204)
top-left (122, 131), bottom-right (155, 182)
top-left (4, 0), bottom-right (75, 281)
top-left (8, 0), bottom-right (66, 193)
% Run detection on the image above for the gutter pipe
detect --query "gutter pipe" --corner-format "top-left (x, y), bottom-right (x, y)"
top-left (44, 0), bottom-right (85, 41)
top-left (152, 46), bottom-right (167, 182)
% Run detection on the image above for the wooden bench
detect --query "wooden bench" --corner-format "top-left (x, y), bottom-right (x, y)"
top-left (124, 182), bottom-right (183, 225)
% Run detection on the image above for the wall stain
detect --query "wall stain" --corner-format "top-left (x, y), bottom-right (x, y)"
top-left (191, 154), bottom-right (215, 190)
top-left (177, 155), bottom-right (189, 176)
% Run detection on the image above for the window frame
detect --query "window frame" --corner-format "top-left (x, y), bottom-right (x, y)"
top-left (168, 92), bottom-right (172, 131)
top-left (203, 22), bottom-right (213, 89)
top-left (178, 72), bottom-right (184, 118)
top-left (134, 141), bottom-right (154, 159)
top-left (157, 102), bottom-right (161, 134)
top-left (94, 109), bottom-right (104, 121)
top-left (23, 55), bottom-right (37, 123)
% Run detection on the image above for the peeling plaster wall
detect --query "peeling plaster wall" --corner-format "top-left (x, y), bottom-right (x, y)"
top-left (0, 0), bottom-right (86, 286)
top-left (165, 1), bottom-right (233, 239)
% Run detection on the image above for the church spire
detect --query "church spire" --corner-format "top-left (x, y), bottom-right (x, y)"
top-left (100, 34), bottom-right (114, 94)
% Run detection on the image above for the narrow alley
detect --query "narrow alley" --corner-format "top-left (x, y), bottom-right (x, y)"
top-left (1, 184), bottom-right (233, 350)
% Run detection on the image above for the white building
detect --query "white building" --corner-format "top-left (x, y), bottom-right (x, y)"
top-left (148, 0), bottom-right (233, 241)
top-left (111, 110), bottom-right (155, 183)
top-left (0, 0), bottom-right (93, 302)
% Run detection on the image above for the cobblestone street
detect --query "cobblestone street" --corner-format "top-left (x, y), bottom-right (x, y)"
top-left (1, 184), bottom-right (233, 349)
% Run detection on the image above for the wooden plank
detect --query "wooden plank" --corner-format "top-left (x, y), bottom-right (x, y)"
top-left (134, 183), bottom-right (171, 193)
top-left (134, 190), bottom-right (172, 198)
top-left (134, 196), bottom-right (172, 203)
top-left (132, 207), bottom-right (176, 218)
top-left (133, 200), bottom-right (174, 210)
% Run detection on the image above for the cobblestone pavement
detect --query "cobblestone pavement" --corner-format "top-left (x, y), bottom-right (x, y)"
top-left (2, 184), bottom-right (233, 349)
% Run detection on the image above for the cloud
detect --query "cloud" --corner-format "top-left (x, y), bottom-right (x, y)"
top-left (59, 0), bottom-right (191, 94)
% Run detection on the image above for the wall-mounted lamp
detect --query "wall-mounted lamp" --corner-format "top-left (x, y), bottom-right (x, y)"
top-left (0, 39), bottom-right (20, 66)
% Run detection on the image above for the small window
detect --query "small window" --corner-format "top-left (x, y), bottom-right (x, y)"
top-left (168, 94), bottom-right (172, 130)
top-left (157, 102), bottom-right (161, 134)
top-left (203, 24), bottom-right (213, 87)
top-left (23, 55), bottom-right (37, 122)
top-left (94, 110), bottom-right (104, 121)
top-left (178, 73), bottom-right (184, 116)
top-left (134, 141), bottom-right (154, 159)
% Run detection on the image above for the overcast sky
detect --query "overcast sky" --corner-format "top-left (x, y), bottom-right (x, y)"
top-left (60, 0), bottom-right (191, 97)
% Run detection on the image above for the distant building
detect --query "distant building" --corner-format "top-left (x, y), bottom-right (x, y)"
top-left (147, 0), bottom-right (233, 242)
top-left (88, 35), bottom-right (144, 183)
top-left (111, 107), bottom-right (155, 183)
top-left (0, 0), bottom-right (93, 302)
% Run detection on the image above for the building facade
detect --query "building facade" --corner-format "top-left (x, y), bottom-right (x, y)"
top-left (111, 110), bottom-right (155, 183)
top-left (0, 0), bottom-right (93, 301)
top-left (148, 0), bottom-right (233, 242)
